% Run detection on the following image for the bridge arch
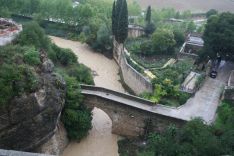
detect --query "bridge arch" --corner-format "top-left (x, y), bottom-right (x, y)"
top-left (81, 85), bottom-right (186, 138)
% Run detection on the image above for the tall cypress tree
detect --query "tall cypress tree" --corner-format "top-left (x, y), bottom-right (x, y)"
top-left (112, 1), bottom-right (117, 36)
top-left (145, 6), bottom-right (151, 24)
top-left (115, 0), bottom-right (128, 43)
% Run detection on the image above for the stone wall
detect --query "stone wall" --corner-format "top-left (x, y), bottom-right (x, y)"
top-left (81, 85), bottom-right (186, 138)
top-left (128, 25), bottom-right (145, 38)
top-left (224, 70), bottom-right (234, 103)
top-left (0, 149), bottom-right (55, 156)
top-left (113, 40), bottom-right (153, 95)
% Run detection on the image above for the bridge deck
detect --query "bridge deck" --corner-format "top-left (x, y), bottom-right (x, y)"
top-left (81, 86), bottom-right (187, 121)
top-left (81, 76), bottom-right (224, 124)
top-left (0, 149), bottom-right (55, 156)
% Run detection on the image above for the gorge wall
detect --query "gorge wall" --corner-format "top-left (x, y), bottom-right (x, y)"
top-left (0, 51), bottom-right (67, 154)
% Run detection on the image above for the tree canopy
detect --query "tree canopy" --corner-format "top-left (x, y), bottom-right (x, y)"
top-left (112, 0), bottom-right (129, 43)
top-left (202, 12), bottom-right (234, 60)
top-left (152, 29), bottom-right (176, 55)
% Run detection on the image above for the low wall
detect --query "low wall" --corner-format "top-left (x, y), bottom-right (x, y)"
top-left (0, 149), bottom-right (55, 156)
top-left (128, 25), bottom-right (145, 38)
top-left (113, 40), bottom-right (153, 95)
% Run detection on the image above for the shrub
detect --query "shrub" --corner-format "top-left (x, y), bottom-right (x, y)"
top-left (17, 21), bottom-right (51, 50)
top-left (23, 47), bottom-right (40, 66)
top-left (0, 64), bottom-right (38, 107)
top-left (152, 29), bottom-right (176, 55)
top-left (178, 92), bottom-right (191, 105)
top-left (67, 64), bottom-right (94, 85)
top-left (52, 44), bottom-right (77, 65)
top-left (144, 23), bottom-right (156, 36)
top-left (61, 76), bottom-right (92, 140)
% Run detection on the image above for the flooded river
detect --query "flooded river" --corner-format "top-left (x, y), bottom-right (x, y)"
top-left (50, 36), bottom-right (124, 156)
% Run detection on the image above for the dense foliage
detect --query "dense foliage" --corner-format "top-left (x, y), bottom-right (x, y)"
top-left (141, 100), bottom-right (234, 156)
top-left (2, 21), bottom-right (94, 141)
top-left (202, 12), bottom-right (234, 60)
top-left (141, 59), bottom-right (194, 106)
top-left (1, 0), bottom-right (113, 53)
top-left (119, 100), bottom-right (234, 156)
top-left (0, 45), bottom-right (39, 108)
top-left (152, 29), bottom-right (176, 55)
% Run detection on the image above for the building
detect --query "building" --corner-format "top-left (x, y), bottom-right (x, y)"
top-left (179, 33), bottom-right (204, 58)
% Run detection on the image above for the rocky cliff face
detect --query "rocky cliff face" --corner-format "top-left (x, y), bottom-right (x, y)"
top-left (0, 51), bottom-right (67, 152)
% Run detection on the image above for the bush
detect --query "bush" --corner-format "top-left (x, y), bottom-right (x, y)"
top-left (152, 29), bottom-right (176, 55)
top-left (206, 9), bottom-right (218, 18)
top-left (23, 47), bottom-right (40, 66)
top-left (51, 44), bottom-right (77, 65)
top-left (67, 64), bottom-right (94, 85)
top-left (178, 92), bottom-right (191, 105)
top-left (61, 76), bottom-right (92, 140)
top-left (0, 64), bottom-right (39, 107)
top-left (17, 21), bottom-right (51, 50)
top-left (144, 23), bottom-right (156, 36)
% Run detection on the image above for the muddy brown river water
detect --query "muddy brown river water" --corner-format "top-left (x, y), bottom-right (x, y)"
top-left (51, 36), bottom-right (124, 156)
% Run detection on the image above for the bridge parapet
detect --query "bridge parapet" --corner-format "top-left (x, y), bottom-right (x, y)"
top-left (80, 84), bottom-right (154, 106)
top-left (0, 149), bottom-right (55, 156)
top-left (80, 84), bottom-right (187, 138)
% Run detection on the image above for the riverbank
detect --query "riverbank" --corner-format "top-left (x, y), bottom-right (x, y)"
top-left (51, 36), bottom-right (124, 156)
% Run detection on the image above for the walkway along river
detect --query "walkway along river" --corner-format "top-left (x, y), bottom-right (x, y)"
top-left (50, 36), bottom-right (123, 156)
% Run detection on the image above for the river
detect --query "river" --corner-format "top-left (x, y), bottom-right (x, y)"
top-left (50, 36), bottom-right (124, 156)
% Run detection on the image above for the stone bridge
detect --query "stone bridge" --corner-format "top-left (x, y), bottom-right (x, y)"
top-left (0, 149), bottom-right (54, 156)
top-left (81, 85), bottom-right (187, 138)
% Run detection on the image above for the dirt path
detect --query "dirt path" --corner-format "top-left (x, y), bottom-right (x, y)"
top-left (50, 36), bottom-right (124, 156)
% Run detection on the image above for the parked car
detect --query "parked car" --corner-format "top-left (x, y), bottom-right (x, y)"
top-left (210, 70), bottom-right (217, 78)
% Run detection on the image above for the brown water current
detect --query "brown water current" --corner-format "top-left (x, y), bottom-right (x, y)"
top-left (50, 36), bottom-right (124, 156)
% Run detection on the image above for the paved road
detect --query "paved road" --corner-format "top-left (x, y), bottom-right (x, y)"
top-left (82, 62), bottom-right (234, 124)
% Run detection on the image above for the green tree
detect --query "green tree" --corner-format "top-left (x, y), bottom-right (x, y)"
top-left (112, 1), bottom-right (117, 36)
top-left (115, 0), bottom-right (129, 43)
top-left (203, 12), bottom-right (234, 60)
top-left (152, 29), bottom-right (176, 55)
top-left (144, 23), bottom-right (156, 36)
top-left (173, 29), bottom-right (185, 47)
top-left (145, 6), bottom-right (151, 24)
top-left (62, 76), bottom-right (92, 140)
top-left (206, 9), bottom-right (218, 18)
top-left (17, 21), bottom-right (51, 51)
top-left (187, 21), bottom-right (196, 32)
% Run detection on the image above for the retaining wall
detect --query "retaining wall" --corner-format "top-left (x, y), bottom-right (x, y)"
top-left (113, 39), bottom-right (153, 95)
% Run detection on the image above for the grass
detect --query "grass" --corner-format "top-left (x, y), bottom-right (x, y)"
top-left (131, 53), bottom-right (171, 69)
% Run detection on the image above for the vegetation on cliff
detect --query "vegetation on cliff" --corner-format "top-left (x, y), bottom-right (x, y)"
top-left (0, 45), bottom-right (39, 108)
top-left (0, 21), bottom-right (94, 141)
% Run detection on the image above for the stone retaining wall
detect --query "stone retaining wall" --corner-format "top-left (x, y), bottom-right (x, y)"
top-left (0, 149), bottom-right (55, 156)
top-left (113, 39), bottom-right (153, 95)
